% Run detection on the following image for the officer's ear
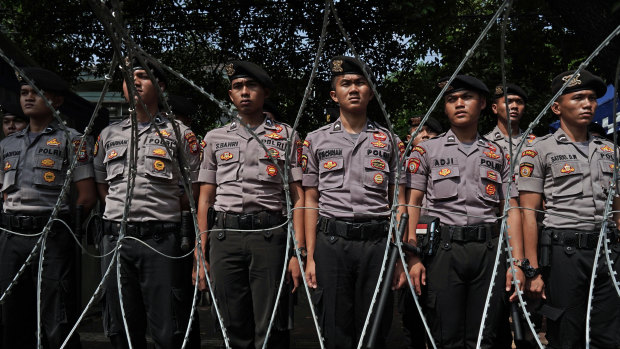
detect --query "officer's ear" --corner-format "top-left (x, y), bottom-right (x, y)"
top-left (330, 90), bottom-right (339, 104)
top-left (551, 100), bottom-right (562, 116)
top-left (263, 87), bottom-right (271, 99)
top-left (491, 102), bottom-right (499, 115)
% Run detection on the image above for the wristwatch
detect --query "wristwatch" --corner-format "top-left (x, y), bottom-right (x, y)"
top-left (291, 246), bottom-right (307, 259)
top-left (515, 258), bottom-right (540, 279)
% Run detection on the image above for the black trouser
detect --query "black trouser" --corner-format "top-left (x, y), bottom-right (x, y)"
top-left (313, 217), bottom-right (392, 349)
top-left (101, 221), bottom-right (191, 349)
top-left (542, 229), bottom-right (620, 349)
top-left (424, 234), bottom-right (506, 349)
top-left (398, 288), bottom-right (427, 349)
top-left (209, 212), bottom-right (289, 349)
top-left (0, 223), bottom-right (81, 349)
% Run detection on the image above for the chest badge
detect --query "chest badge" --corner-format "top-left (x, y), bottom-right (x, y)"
top-left (266, 164), bottom-right (278, 177)
top-left (4, 162), bottom-right (11, 171)
top-left (373, 173), bottom-right (384, 184)
top-left (220, 152), bottom-right (234, 161)
top-left (487, 170), bottom-right (497, 181)
top-left (370, 158), bottom-right (386, 170)
top-left (153, 160), bottom-right (165, 171)
top-left (265, 132), bottom-right (284, 140)
top-left (438, 168), bottom-right (451, 176)
top-left (108, 150), bottom-right (119, 159)
top-left (371, 141), bottom-right (387, 148)
top-left (152, 148), bottom-right (167, 157)
top-left (485, 184), bottom-right (496, 195)
top-left (46, 138), bottom-right (61, 146)
top-left (601, 145), bottom-right (613, 152)
top-left (323, 160), bottom-right (338, 170)
top-left (560, 164), bottom-right (575, 174)
top-left (484, 151), bottom-right (500, 159)
top-left (41, 158), bottom-right (55, 167)
top-left (43, 171), bottom-right (56, 183)
top-left (265, 148), bottom-right (280, 158)
top-left (373, 132), bottom-right (387, 141)
top-left (158, 129), bottom-right (171, 138)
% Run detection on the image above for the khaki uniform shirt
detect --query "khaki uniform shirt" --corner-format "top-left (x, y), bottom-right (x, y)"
top-left (0, 120), bottom-right (94, 215)
top-left (93, 115), bottom-right (201, 222)
top-left (517, 128), bottom-right (619, 231)
top-left (406, 129), bottom-right (512, 226)
top-left (198, 115), bottom-right (303, 213)
top-left (302, 118), bottom-right (405, 220)
top-left (484, 125), bottom-right (536, 174)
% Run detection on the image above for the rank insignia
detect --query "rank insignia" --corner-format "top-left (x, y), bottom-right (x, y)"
top-left (373, 173), bottom-right (384, 184)
top-left (487, 143), bottom-right (497, 152)
top-left (323, 160), bottom-right (337, 170)
top-left (153, 160), bottom-right (165, 171)
top-left (41, 158), bottom-right (55, 167)
top-left (265, 132), bottom-right (283, 140)
top-left (560, 164), bottom-right (575, 174)
top-left (438, 168), bottom-right (451, 176)
top-left (527, 135), bottom-right (536, 143)
top-left (487, 170), bottom-right (497, 181)
top-left (407, 158), bottom-right (420, 174)
top-left (152, 148), bottom-right (166, 157)
top-left (522, 150), bottom-right (538, 158)
top-left (158, 129), bottom-right (171, 138)
top-left (601, 145), bottom-right (613, 152)
top-left (301, 154), bottom-right (308, 172)
top-left (486, 184), bottom-right (496, 195)
top-left (266, 164), bottom-right (278, 177)
top-left (484, 151), bottom-right (500, 159)
top-left (94, 136), bottom-right (100, 156)
top-left (43, 171), bottom-right (55, 183)
top-left (275, 124), bottom-right (283, 133)
top-left (46, 138), bottom-right (60, 146)
top-left (413, 145), bottom-right (426, 155)
top-left (4, 162), bottom-right (11, 171)
top-left (220, 152), bottom-right (234, 161)
top-left (370, 158), bottom-right (386, 170)
top-left (373, 132), bottom-right (387, 141)
top-left (108, 150), bottom-right (118, 159)
top-left (371, 141), bottom-right (387, 148)
top-left (303, 140), bottom-right (310, 148)
top-left (265, 148), bottom-right (280, 158)
top-left (447, 135), bottom-right (456, 143)
top-left (520, 162), bottom-right (534, 177)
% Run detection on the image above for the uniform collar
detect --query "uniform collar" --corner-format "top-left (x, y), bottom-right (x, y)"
top-left (490, 125), bottom-right (523, 141)
top-left (229, 114), bottom-right (274, 139)
top-left (16, 119), bottom-right (60, 137)
top-left (120, 113), bottom-right (167, 129)
top-left (329, 117), bottom-right (377, 134)
top-left (553, 128), bottom-right (593, 144)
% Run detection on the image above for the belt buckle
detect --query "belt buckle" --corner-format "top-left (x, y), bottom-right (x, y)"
top-left (239, 215), bottom-right (252, 229)
top-left (577, 233), bottom-right (588, 249)
top-left (348, 223), bottom-right (363, 239)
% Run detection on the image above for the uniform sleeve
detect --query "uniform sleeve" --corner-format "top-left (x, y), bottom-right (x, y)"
top-left (197, 131), bottom-right (217, 184)
top-left (498, 146), bottom-right (517, 199)
top-left (93, 134), bottom-right (107, 183)
top-left (288, 131), bottom-right (303, 183)
top-left (179, 127), bottom-right (201, 181)
top-left (517, 143), bottom-right (545, 193)
top-left (0, 142), bottom-right (5, 185)
top-left (301, 135), bottom-right (318, 187)
top-left (70, 133), bottom-right (95, 182)
top-left (405, 144), bottom-right (429, 192)
top-left (388, 136), bottom-right (406, 184)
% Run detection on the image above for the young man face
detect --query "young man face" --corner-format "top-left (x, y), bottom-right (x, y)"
top-left (20, 85), bottom-right (63, 119)
top-left (491, 94), bottom-right (525, 125)
top-left (228, 77), bottom-right (268, 115)
top-left (444, 89), bottom-right (486, 128)
top-left (408, 125), bottom-right (439, 145)
top-left (330, 74), bottom-right (374, 114)
top-left (552, 89), bottom-right (597, 128)
top-left (122, 69), bottom-right (165, 108)
top-left (2, 114), bottom-right (28, 136)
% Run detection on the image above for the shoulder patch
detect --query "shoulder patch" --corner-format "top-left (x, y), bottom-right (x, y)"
top-left (522, 150), bottom-right (538, 158)
top-left (413, 145), bottom-right (426, 155)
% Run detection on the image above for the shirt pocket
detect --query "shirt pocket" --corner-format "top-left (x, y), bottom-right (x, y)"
top-left (102, 145), bottom-right (128, 182)
top-left (551, 161), bottom-right (583, 197)
top-left (318, 157), bottom-right (344, 190)
top-left (363, 156), bottom-right (389, 190)
top-left (258, 146), bottom-right (285, 183)
top-left (478, 167), bottom-right (502, 204)
top-left (1, 156), bottom-right (19, 192)
top-left (430, 166), bottom-right (459, 200)
top-left (599, 160), bottom-right (615, 192)
top-left (33, 153), bottom-right (66, 188)
top-left (145, 144), bottom-right (175, 181)
top-left (215, 147), bottom-right (240, 184)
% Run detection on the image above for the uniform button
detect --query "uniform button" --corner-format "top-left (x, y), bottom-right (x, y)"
top-left (329, 236), bottom-right (335, 242)
top-left (218, 232), bottom-right (224, 239)
top-left (443, 243), bottom-right (449, 248)
top-left (566, 246), bottom-right (572, 251)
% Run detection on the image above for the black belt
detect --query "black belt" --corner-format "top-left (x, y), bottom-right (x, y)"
top-left (1, 212), bottom-right (70, 231)
top-left (545, 228), bottom-right (615, 250)
top-left (215, 211), bottom-right (285, 230)
top-left (318, 216), bottom-right (389, 240)
top-left (103, 220), bottom-right (179, 239)
top-left (440, 223), bottom-right (499, 243)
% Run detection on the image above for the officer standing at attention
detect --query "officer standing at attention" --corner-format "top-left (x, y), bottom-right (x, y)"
top-left (302, 56), bottom-right (406, 349)
top-left (518, 70), bottom-right (620, 348)
top-left (93, 58), bottom-right (201, 348)
top-left (0, 67), bottom-right (96, 348)
top-left (194, 61), bottom-right (304, 348)
top-left (405, 75), bottom-right (525, 348)
top-left (1, 101), bottom-right (29, 137)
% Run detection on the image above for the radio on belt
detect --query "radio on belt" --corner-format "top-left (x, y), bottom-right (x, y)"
top-left (416, 215), bottom-right (440, 257)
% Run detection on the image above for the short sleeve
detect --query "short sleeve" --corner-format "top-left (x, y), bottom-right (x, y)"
top-left (180, 127), bottom-right (202, 181)
top-left (517, 144), bottom-right (545, 193)
top-left (288, 131), bottom-right (303, 183)
top-left (405, 145), bottom-right (429, 192)
top-left (197, 131), bottom-right (217, 184)
top-left (301, 135), bottom-right (318, 187)
top-left (70, 134), bottom-right (95, 182)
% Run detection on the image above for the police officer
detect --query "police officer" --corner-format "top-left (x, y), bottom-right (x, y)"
top-left (407, 116), bottom-right (443, 146)
top-left (406, 75), bottom-right (525, 348)
top-left (93, 57), bottom-right (201, 348)
top-left (302, 56), bottom-right (406, 348)
top-left (195, 61), bottom-right (304, 348)
top-left (0, 67), bottom-right (96, 348)
top-left (518, 70), bottom-right (620, 348)
top-left (1, 100), bottom-right (28, 137)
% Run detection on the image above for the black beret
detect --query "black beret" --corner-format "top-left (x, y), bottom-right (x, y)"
top-left (225, 61), bottom-right (274, 90)
top-left (16, 67), bottom-right (69, 95)
top-left (125, 56), bottom-right (169, 87)
top-left (329, 56), bottom-right (369, 77)
top-left (166, 94), bottom-right (195, 118)
top-left (0, 100), bottom-right (27, 120)
top-left (437, 75), bottom-right (489, 95)
top-left (551, 70), bottom-right (606, 97)
top-left (424, 117), bottom-right (444, 134)
top-left (494, 83), bottom-right (528, 101)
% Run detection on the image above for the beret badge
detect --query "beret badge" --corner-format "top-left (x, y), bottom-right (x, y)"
top-left (332, 59), bottom-right (343, 73)
top-left (561, 73), bottom-right (581, 87)
top-left (225, 63), bottom-right (235, 76)
top-left (495, 86), bottom-right (503, 95)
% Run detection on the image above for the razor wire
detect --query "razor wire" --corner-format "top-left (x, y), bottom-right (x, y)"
top-left (606, 55), bottom-right (620, 298)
